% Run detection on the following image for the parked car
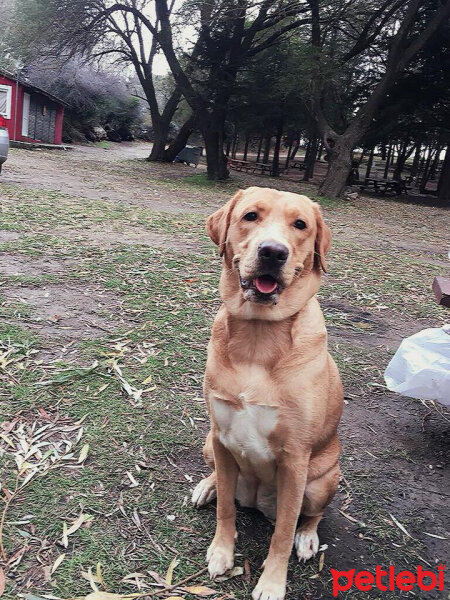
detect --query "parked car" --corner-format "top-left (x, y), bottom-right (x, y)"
top-left (0, 116), bottom-right (9, 174)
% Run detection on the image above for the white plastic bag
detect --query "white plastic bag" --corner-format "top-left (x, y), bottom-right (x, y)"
top-left (384, 325), bottom-right (450, 406)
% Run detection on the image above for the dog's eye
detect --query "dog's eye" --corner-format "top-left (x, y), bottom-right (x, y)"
top-left (294, 219), bottom-right (307, 230)
top-left (243, 212), bottom-right (258, 222)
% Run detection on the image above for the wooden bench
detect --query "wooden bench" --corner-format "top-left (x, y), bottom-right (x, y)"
top-left (254, 162), bottom-right (273, 175)
top-left (355, 177), bottom-right (410, 196)
top-left (286, 160), bottom-right (305, 171)
top-left (229, 159), bottom-right (273, 176)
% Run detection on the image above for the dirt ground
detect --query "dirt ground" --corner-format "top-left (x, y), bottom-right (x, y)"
top-left (0, 143), bottom-right (449, 600)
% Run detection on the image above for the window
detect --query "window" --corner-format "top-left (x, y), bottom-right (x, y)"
top-left (0, 84), bottom-right (12, 119)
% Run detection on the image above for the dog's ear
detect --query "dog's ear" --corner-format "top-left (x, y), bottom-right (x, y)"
top-left (313, 203), bottom-right (331, 272)
top-left (206, 190), bottom-right (243, 257)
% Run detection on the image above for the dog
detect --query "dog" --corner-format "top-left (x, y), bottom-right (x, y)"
top-left (192, 187), bottom-right (343, 600)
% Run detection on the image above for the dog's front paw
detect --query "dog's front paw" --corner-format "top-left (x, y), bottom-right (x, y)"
top-left (206, 539), bottom-right (234, 579)
top-left (294, 528), bottom-right (319, 562)
top-left (252, 574), bottom-right (286, 600)
top-left (192, 475), bottom-right (216, 508)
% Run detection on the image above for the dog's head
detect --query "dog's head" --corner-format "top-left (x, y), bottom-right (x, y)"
top-left (206, 187), bottom-right (331, 319)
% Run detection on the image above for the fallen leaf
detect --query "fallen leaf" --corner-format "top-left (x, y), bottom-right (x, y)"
top-left (38, 406), bottom-right (53, 420)
top-left (78, 443), bottom-right (90, 463)
top-left (81, 571), bottom-right (102, 584)
top-left (182, 585), bottom-right (218, 596)
top-left (318, 551), bottom-right (325, 573)
top-left (165, 557), bottom-right (179, 585)
top-left (121, 572), bottom-right (148, 582)
top-left (215, 566), bottom-right (244, 581)
top-left (424, 532), bottom-right (447, 540)
top-left (87, 566), bottom-right (100, 592)
top-left (97, 563), bottom-right (106, 590)
top-left (96, 383), bottom-right (110, 394)
top-left (389, 513), bottom-right (413, 538)
top-left (0, 433), bottom-right (14, 448)
top-left (339, 509), bottom-right (360, 524)
top-left (43, 566), bottom-right (52, 583)
top-left (51, 553), bottom-right (66, 574)
top-left (85, 593), bottom-right (122, 600)
top-left (126, 471), bottom-right (139, 487)
top-left (66, 513), bottom-right (87, 536)
top-left (243, 559), bottom-right (251, 582)
top-left (0, 567), bottom-right (5, 597)
top-left (147, 570), bottom-right (167, 585)
top-left (61, 522), bottom-right (68, 548)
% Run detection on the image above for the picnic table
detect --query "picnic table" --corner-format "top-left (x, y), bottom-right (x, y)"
top-left (285, 160), bottom-right (306, 171)
top-left (229, 158), bottom-right (273, 176)
top-left (357, 177), bottom-right (412, 195)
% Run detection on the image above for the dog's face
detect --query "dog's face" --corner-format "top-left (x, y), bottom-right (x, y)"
top-left (207, 187), bottom-right (331, 319)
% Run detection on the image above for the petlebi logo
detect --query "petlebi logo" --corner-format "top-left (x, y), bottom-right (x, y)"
top-left (330, 564), bottom-right (446, 596)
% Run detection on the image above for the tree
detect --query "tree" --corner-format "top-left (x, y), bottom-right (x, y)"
top-left (231, 39), bottom-right (310, 176)
top-left (23, 57), bottom-right (143, 142)
top-left (304, 0), bottom-right (450, 197)
top-left (12, 0), bottom-right (313, 178)
top-left (152, 0), bottom-right (311, 179)
top-left (10, 0), bottom-right (194, 162)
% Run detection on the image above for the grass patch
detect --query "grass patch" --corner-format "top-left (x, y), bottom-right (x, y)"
top-left (94, 141), bottom-right (112, 149)
top-left (1, 148), bottom-right (448, 600)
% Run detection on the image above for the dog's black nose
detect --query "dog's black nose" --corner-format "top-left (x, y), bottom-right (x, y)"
top-left (258, 241), bottom-right (289, 264)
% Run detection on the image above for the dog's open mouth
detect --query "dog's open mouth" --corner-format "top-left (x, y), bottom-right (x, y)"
top-left (240, 274), bottom-right (282, 303)
top-left (254, 275), bottom-right (278, 294)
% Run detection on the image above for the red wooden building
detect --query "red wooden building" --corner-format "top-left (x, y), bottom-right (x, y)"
top-left (0, 68), bottom-right (67, 145)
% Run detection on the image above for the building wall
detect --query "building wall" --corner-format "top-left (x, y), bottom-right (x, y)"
top-left (0, 74), bottom-right (18, 140)
top-left (0, 74), bottom-right (64, 144)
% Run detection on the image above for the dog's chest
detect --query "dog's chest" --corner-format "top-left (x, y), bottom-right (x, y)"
top-left (211, 396), bottom-right (278, 466)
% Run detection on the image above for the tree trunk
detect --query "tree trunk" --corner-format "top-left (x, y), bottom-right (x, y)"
top-left (303, 136), bottom-right (319, 181)
top-left (303, 137), bottom-right (311, 169)
top-left (290, 140), bottom-right (300, 160)
top-left (263, 135), bottom-right (271, 164)
top-left (145, 83), bottom-right (183, 162)
top-left (317, 141), bottom-right (324, 160)
top-left (318, 136), bottom-right (353, 197)
top-left (162, 114), bottom-right (196, 162)
top-left (428, 145), bottom-right (442, 180)
top-left (271, 119), bottom-right (283, 177)
top-left (231, 131), bottom-right (239, 159)
top-left (383, 144), bottom-right (393, 179)
top-left (256, 136), bottom-right (263, 162)
top-left (243, 133), bottom-right (250, 161)
top-left (420, 148), bottom-right (434, 193)
top-left (393, 138), bottom-right (410, 180)
top-left (148, 119), bottom-right (170, 161)
top-left (410, 142), bottom-right (422, 179)
top-left (437, 145), bottom-right (450, 206)
top-left (198, 110), bottom-right (229, 180)
top-left (285, 139), bottom-right (293, 169)
top-left (365, 147), bottom-right (375, 179)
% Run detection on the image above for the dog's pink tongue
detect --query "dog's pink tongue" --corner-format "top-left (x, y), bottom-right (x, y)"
top-left (254, 276), bottom-right (277, 294)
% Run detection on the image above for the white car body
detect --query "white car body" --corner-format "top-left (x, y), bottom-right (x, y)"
top-left (0, 123), bottom-right (9, 173)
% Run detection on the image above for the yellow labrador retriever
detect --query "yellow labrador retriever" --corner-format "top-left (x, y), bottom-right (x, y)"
top-left (192, 187), bottom-right (343, 600)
